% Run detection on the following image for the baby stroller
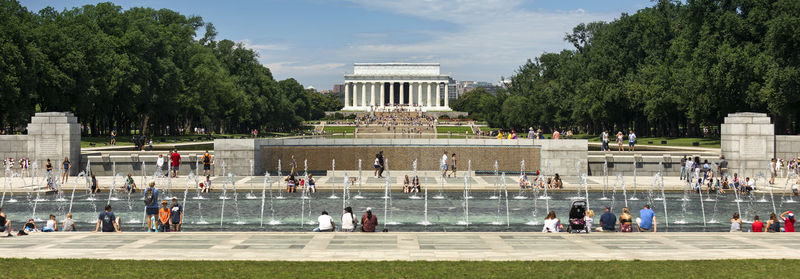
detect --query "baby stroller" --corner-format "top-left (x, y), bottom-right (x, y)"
top-left (566, 199), bottom-right (588, 233)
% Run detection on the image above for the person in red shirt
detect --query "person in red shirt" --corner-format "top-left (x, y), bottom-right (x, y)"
top-left (170, 149), bottom-right (181, 178)
top-left (751, 215), bottom-right (764, 232)
top-left (780, 211), bottom-right (795, 232)
top-left (360, 208), bottom-right (378, 232)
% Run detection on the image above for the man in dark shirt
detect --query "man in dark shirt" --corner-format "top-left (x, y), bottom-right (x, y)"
top-left (718, 155), bottom-right (728, 178)
top-left (599, 206), bottom-right (616, 232)
top-left (94, 205), bottom-right (119, 232)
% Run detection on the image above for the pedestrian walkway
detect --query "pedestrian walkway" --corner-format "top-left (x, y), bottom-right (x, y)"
top-left (1, 232), bottom-right (798, 261)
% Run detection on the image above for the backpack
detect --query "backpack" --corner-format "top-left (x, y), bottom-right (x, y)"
top-left (144, 188), bottom-right (155, 206)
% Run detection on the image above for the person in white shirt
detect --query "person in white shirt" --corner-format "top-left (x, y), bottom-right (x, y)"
top-left (316, 211), bottom-right (335, 232)
top-left (43, 214), bottom-right (57, 232)
top-left (440, 151), bottom-right (448, 178)
top-left (542, 211), bottom-right (560, 233)
top-left (341, 207), bottom-right (356, 232)
top-left (156, 154), bottom-right (165, 175)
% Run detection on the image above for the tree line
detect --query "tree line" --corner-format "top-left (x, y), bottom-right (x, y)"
top-left (0, 0), bottom-right (342, 136)
top-left (454, 0), bottom-right (800, 137)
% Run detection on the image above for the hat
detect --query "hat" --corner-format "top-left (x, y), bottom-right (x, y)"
top-left (161, 200), bottom-right (168, 204)
top-left (789, 211), bottom-right (794, 218)
top-left (366, 207), bottom-right (372, 212)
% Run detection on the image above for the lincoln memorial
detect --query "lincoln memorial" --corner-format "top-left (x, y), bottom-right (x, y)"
top-left (342, 63), bottom-right (451, 111)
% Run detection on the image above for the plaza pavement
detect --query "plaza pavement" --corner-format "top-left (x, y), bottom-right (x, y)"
top-left (1, 231), bottom-right (799, 261)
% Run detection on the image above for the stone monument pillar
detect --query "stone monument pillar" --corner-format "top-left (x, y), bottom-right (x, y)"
top-left (26, 112), bottom-right (82, 175)
top-left (721, 112), bottom-right (774, 177)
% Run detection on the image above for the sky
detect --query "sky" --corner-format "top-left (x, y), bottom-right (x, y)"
top-left (20, 0), bottom-right (653, 90)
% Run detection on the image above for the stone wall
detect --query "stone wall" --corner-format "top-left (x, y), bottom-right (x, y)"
top-left (776, 135), bottom-right (800, 162)
top-left (0, 112), bottom-right (81, 174)
top-left (588, 153), bottom-right (720, 177)
top-left (721, 112), bottom-right (774, 176)
top-left (82, 152), bottom-right (215, 176)
top-left (215, 138), bottom-right (588, 177)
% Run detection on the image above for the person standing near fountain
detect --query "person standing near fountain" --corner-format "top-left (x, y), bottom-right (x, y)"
top-left (770, 158), bottom-right (778, 185)
top-left (341, 207), bottom-right (356, 232)
top-left (601, 130), bottom-right (609, 152)
top-left (307, 174), bottom-right (316, 193)
top-left (680, 155), bottom-right (687, 180)
top-left (290, 155), bottom-right (297, 176)
top-left (361, 208), bottom-right (378, 232)
top-left (599, 206), bottom-right (616, 232)
top-left (780, 211), bottom-right (795, 232)
top-left (718, 155), bottom-right (728, 178)
top-left (616, 131), bottom-right (624, 152)
top-left (144, 182), bottom-right (159, 232)
top-left (201, 151), bottom-right (213, 177)
top-left (62, 157), bottom-right (71, 183)
top-left (94, 205), bottom-right (119, 233)
top-left (158, 201), bottom-right (171, 232)
top-left (637, 205), bottom-right (656, 232)
top-left (627, 130), bottom-right (636, 152)
top-left (170, 149), bottom-right (181, 178)
top-left (170, 197), bottom-right (183, 232)
top-left (91, 174), bottom-right (99, 194)
top-left (45, 158), bottom-right (53, 174)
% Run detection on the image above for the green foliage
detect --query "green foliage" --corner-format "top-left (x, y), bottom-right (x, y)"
top-left (0, 0), bottom-right (339, 135)
top-left (455, 0), bottom-right (800, 136)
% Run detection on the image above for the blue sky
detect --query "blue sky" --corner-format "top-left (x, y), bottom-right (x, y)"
top-left (20, 0), bottom-right (652, 90)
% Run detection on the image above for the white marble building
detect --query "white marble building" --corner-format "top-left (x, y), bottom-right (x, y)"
top-left (342, 63), bottom-right (451, 111)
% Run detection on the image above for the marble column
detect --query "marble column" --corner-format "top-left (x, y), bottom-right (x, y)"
top-left (389, 82), bottom-right (395, 106)
top-left (344, 82), bottom-right (350, 108)
top-left (426, 83), bottom-right (432, 108)
top-left (435, 82), bottom-right (441, 107)
top-left (361, 83), bottom-right (366, 107)
top-left (399, 82), bottom-right (405, 106)
top-left (370, 83), bottom-right (376, 107)
top-left (380, 82), bottom-right (385, 108)
top-left (444, 82), bottom-right (449, 108)
top-left (417, 83), bottom-right (423, 106)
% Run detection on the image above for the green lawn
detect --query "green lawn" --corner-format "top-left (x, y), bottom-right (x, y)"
top-left (324, 126), bottom-right (356, 133)
top-left (573, 134), bottom-right (720, 148)
top-left (1, 259), bottom-right (797, 278)
top-left (437, 126), bottom-right (474, 134)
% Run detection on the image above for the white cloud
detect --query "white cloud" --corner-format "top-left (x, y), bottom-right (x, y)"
top-left (237, 39), bottom-right (289, 51)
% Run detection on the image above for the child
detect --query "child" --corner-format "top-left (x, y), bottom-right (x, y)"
top-left (584, 209), bottom-right (594, 233)
top-left (158, 201), bottom-right (171, 232)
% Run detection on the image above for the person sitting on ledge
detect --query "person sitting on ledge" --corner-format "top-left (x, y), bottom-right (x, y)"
top-left (403, 175), bottom-right (410, 193)
top-left (314, 211), bottom-right (335, 232)
top-left (285, 175), bottom-right (297, 193)
top-left (412, 176), bottom-right (421, 193)
top-left (553, 174), bottom-right (563, 189)
top-left (519, 174), bottom-right (531, 189)
top-left (125, 173), bottom-right (136, 194)
top-left (307, 174), bottom-right (316, 193)
top-left (361, 208), bottom-right (378, 232)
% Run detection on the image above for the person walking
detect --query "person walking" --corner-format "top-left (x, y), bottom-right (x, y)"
top-left (601, 130), bottom-right (609, 152)
top-left (627, 130), bottom-right (637, 152)
top-left (377, 151), bottom-right (385, 178)
top-left (156, 154), bottom-right (165, 175)
top-left (373, 154), bottom-right (380, 178)
top-left (680, 155), bottom-right (687, 180)
top-left (448, 153), bottom-right (457, 178)
top-left (440, 151), bottom-right (448, 178)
